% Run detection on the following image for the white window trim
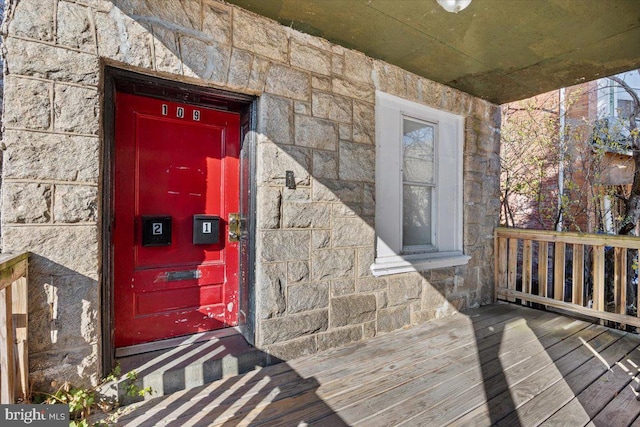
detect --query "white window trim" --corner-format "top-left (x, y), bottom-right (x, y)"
top-left (371, 91), bottom-right (470, 277)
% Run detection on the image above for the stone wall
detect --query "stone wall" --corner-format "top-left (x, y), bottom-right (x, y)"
top-left (0, 0), bottom-right (500, 387)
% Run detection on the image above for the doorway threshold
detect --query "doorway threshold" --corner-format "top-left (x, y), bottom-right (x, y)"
top-left (115, 327), bottom-right (242, 358)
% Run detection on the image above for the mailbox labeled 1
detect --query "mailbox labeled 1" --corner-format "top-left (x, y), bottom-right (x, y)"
top-left (193, 215), bottom-right (220, 245)
top-left (142, 216), bottom-right (172, 246)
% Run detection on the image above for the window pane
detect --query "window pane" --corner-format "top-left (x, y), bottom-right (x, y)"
top-left (403, 118), bottom-right (434, 184)
top-left (403, 184), bottom-right (432, 248)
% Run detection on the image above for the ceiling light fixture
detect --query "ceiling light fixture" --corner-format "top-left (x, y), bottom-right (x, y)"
top-left (436, 0), bottom-right (472, 13)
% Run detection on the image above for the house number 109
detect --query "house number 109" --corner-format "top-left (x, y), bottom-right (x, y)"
top-left (161, 104), bottom-right (201, 121)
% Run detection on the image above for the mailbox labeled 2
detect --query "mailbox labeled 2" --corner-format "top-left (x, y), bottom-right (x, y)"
top-left (193, 215), bottom-right (220, 245)
top-left (142, 216), bottom-right (172, 246)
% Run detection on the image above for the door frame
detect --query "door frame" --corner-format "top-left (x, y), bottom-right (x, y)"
top-left (101, 65), bottom-right (257, 375)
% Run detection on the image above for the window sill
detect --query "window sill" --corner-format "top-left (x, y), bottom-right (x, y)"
top-left (370, 252), bottom-right (471, 277)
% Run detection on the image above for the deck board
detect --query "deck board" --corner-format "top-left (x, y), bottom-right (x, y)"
top-left (113, 303), bottom-right (640, 427)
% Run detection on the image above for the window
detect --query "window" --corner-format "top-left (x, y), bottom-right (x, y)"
top-left (372, 91), bottom-right (469, 276)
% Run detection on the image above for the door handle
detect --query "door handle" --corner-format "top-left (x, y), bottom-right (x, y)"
top-left (229, 213), bottom-right (240, 242)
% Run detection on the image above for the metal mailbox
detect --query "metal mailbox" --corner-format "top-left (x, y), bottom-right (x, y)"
top-left (193, 215), bottom-right (220, 245)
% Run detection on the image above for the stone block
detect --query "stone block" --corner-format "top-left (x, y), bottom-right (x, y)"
top-left (29, 344), bottom-right (98, 391)
top-left (339, 141), bottom-right (375, 182)
top-left (357, 247), bottom-right (375, 277)
top-left (3, 131), bottom-right (99, 182)
top-left (312, 76), bottom-right (332, 91)
top-left (265, 335), bottom-right (316, 361)
top-left (372, 62), bottom-right (405, 98)
top-left (312, 91), bottom-right (352, 123)
top-left (151, 26), bottom-right (182, 74)
top-left (180, 37), bottom-right (230, 84)
top-left (376, 292), bottom-right (388, 309)
top-left (312, 150), bottom-right (338, 180)
top-left (57, 2), bottom-right (94, 51)
top-left (258, 143), bottom-right (311, 186)
top-left (313, 249), bottom-right (355, 281)
top-left (330, 294), bottom-right (376, 327)
top-left (265, 64), bottom-right (309, 101)
top-left (248, 56), bottom-right (270, 92)
top-left (282, 202), bottom-right (330, 229)
top-left (339, 124), bottom-right (352, 141)
top-left (2, 182), bottom-right (51, 224)
top-left (331, 279), bottom-right (355, 297)
top-left (54, 85), bottom-right (99, 134)
top-left (95, 9), bottom-right (152, 68)
top-left (312, 230), bottom-right (331, 250)
top-left (145, 0), bottom-right (202, 32)
top-left (53, 185), bottom-right (98, 223)
top-left (343, 49), bottom-right (372, 84)
top-left (290, 41), bottom-right (331, 76)
top-left (260, 310), bottom-right (328, 345)
top-left (388, 274), bottom-right (423, 306)
top-left (332, 53), bottom-right (344, 75)
top-left (3, 226), bottom-right (97, 276)
top-left (233, 8), bottom-right (288, 62)
top-left (362, 183), bottom-right (375, 217)
top-left (294, 115), bottom-right (338, 151)
top-left (202, 1), bottom-right (233, 45)
top-left (332, 204), bottom-right (360, 217)
top-left (9, 0), bottom-right (55, 41)
top-left (258, 186), bottom-right (281, 229)
top-left (288, 261), bottom-right (310, 283)
top-left (283, 187), bottom-right (310, 202)
top-left (312, 180), bottom-right (362, 204)
top-left (332, 216), bottom-right (374, 248)
top-left (259, 95), bottom-right (293, 145)
top-left (28, 272), bottom-right (99, 354)
top-left (317, 325), bottom-right (362, 351)
top-left (288, 282), bottom-right (329, 314)
top-left (3, 78), bottom-right (51, 130)
top-left (260, 230), bottom-right (310, 262)
top-left (363, 321), bottom-right (376, 339)
top-left (377, 305), bottom-right (411, 333)
top-left (295, 101), bottom-right (311, 115)
top-left (5, 38), bottom-right (99, 85)
top-left (227, 48), bottom-right (253, 89)
top-left (356, 277), bottom-right (388, 293)
top-left (352, 101), bottom-right (375, 144)
top-left (257, 262), bottom-right (287, 319)
top-left (332, 77), bottom-right (374, 103)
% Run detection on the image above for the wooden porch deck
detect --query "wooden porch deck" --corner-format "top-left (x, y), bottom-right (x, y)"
top-left (113, 303), bottom-right (640, 426)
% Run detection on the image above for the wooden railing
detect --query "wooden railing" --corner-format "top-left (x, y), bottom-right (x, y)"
top-left (0, 252), bottom-right (29, 403)
top-left (495, 228), bottom-right (640, 328)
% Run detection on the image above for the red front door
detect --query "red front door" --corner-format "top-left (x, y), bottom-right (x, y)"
top-left (114, 91), bottom-right (240, 348)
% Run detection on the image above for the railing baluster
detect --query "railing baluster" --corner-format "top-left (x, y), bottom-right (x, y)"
top-left (497, 237), bottom-right (508, 300)
top-left (614, 248), bottom-right (627, 317)
top-left (554, 242), bottom-right (566, 301)
top-left (522, 240), bottom-right (532, 304)
top-left (508, 238), bottom-right (518, 302)
top-left (572, 244), bottom-right (584, 306)
top-left (538, 242), bottom-right (549, 298)
top-left (593, 245), bottom-right (605, 312)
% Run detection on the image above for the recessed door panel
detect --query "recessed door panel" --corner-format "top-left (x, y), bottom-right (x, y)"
top-left (114, 92), bottom-right (240, 347)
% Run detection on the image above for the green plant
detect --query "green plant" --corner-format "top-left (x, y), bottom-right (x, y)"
top-left (36, 366), bottom-right (152, 427)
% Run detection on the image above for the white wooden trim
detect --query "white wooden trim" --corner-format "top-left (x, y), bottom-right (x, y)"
top-left (371, 253), bottom-right (471, 277)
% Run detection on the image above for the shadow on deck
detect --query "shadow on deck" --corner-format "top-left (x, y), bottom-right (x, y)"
top-left (111, 302), bottom-right (640, 426)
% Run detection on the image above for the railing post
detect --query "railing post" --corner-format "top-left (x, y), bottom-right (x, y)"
top-left (0, 284), bottom-right (16, 404)
top-left (12, 271), bottom-right (28, 401)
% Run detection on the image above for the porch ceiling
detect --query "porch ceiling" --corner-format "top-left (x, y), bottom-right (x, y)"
top-left (226, 0), bottom-right (640, 104)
